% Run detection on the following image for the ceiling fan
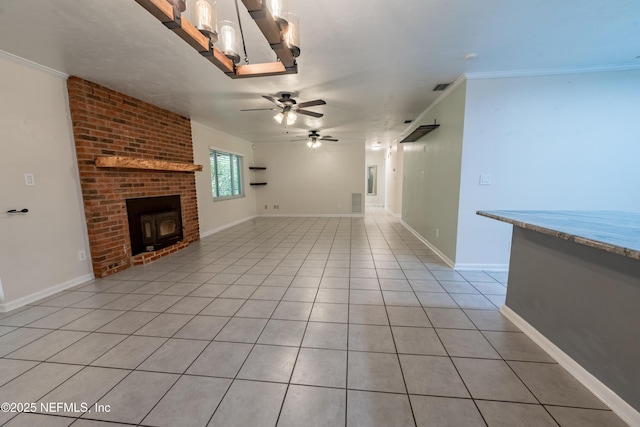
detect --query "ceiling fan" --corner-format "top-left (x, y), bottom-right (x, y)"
top-left (241, 93), bottom-right (326, 126)
top-left (292, 130), bottom-right (339, 149)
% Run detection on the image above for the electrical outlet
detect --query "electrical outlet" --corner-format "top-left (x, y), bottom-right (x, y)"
top-left (479, 174), bottom-right (492, 185)
top-left (24, 174), bottom-right (35, 186)
top-left (436, 228), bottom-right (439, 238)
top-left (78, 250), bottom-right (86, 261)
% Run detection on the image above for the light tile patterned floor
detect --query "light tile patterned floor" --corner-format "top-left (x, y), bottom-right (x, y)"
top-left (0, 209), bottom-right (629, 426)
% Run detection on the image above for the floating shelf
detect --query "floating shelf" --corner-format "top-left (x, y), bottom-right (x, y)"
top-left (95, 156), bottom-right (203, 172)
top-left (249, 167), bottom-right (267, 186)
top-left (400, 122), bottom-right (440, 143)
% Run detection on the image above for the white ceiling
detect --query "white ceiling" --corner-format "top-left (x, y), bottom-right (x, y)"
top-left (0, 0), bottom-right (638, 148)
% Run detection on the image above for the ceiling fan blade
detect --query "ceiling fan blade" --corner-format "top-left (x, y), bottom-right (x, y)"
top-left (296, 109), bottom-right (324, 118)
top-left (321, 138), bottom-right (339, 142)
top-left (297, 99), bottom-right (326, 108)
top-left (240, 108), bottom-right (278, 111)
top-left (318, 135), bottom-right (333, 140)
top-left (262, 95), bottom-right (284, 107)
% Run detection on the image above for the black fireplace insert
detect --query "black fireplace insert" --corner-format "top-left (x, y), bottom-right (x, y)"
top-left (126, 195), bottom-right (183, 255)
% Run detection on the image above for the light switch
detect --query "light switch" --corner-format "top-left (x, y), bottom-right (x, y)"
top-left (479, 174), bottom-right (492, 185)
top-left (24, 174), bottom-right (35, 186)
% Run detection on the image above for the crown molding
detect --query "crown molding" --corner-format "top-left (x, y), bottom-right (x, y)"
top-left (0, 49), bottom-right (68, 79)
top-left (464, 63), bottom-right (640, 80)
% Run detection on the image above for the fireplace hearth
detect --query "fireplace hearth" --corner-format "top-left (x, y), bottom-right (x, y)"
top-left (126, 195), bottom-right (183, 256)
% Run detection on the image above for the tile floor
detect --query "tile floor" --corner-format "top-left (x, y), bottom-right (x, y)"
top-left (0, 209), bottom-right (629, 426)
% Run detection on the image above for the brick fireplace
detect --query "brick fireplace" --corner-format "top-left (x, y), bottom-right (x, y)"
top-left (67, 77), bottom-right (200, 278)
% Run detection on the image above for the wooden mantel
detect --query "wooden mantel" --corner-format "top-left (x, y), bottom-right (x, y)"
top-left (95, 156), bottom-right (203, 172)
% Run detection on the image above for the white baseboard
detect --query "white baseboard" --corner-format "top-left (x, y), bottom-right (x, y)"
top-left (454, 263), bottom-right (509, 272)
top-left (400, 220), bottom-right (455, 268)
top-left (0, 273), bottom-right (94, 313)
top-left (200, 215), bottom-right (257, 239)
top-left (257, 214), bottom-right (365, 218)
top-left (501, 306), bottom-right (640, 427)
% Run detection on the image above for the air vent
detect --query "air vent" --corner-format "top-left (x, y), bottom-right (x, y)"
top-left (433, 83), bottom-right (451, 91)
top-left (403, 119), bottom-right (413, 124)
top-left (351, 193), bottom-right (362, 213)
top-left (399, 121), bottom-right (440, 143)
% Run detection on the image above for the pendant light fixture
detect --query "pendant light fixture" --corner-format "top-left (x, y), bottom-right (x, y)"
top-left (186, 0), bottom-right (218, 41)
top-left (266, 0), bottom-right (288, 30)
top-left (135, 0), bottom-right (300, 78)
top-left (284, 13), bottom-right (300, 57)
top-left (218, 20), bottom-right (241, 63)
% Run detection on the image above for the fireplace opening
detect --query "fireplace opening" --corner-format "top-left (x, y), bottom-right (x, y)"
top-left (126, 195), bottom-right (183, 256)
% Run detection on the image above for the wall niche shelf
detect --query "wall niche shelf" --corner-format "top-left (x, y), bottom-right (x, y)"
top-left (249, 166), bottom-right (267, 186)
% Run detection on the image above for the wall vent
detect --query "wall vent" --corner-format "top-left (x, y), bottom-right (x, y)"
top-left (351, 193), bottom-right (363, 213)
top-left (433, 83), bottom-right (451, 91)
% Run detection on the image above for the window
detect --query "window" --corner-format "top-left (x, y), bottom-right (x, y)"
top-left (210, 149), bottom-right (243, 199)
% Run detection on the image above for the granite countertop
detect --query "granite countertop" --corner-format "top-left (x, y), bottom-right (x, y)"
top-left (477, 210), bottom-right (640, 260)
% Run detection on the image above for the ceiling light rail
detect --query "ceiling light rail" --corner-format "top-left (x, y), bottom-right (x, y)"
top-left (134, 0), bottom-right (298, 79)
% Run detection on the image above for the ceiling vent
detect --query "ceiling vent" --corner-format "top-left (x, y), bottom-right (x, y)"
top-left (403, 119), bottom-right (413, 124)
top-left (399, 121), bottom-right (440, 143)
top-left (433, 83), bottom-right (451, 91)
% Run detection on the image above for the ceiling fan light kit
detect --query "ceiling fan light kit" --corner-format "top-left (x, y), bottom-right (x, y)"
top-left (285, 110), bottom-right (297, 125)
top-left (272, 107), bottom-right (296, 125)
top-left (290, 130), bottom-right (339, 150)
top-left (134, 0), bottom-right (299, 78)
top-left (243, 93), bottom-right (326, 128)
top-left (307, 140), bottom-right (321, 149)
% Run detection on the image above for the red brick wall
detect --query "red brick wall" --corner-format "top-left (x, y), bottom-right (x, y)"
top-left (67, 76), bottom-right (199, 278)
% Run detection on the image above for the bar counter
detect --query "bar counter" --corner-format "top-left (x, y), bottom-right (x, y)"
top-left (478, 210), bottom-right (640, 423)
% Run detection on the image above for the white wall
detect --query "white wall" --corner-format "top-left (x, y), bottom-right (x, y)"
top-left (365, 149), bottom-right (385, 206)
top-left (253, 142), bottom-right (365, 216)
top-left (385, 141), bottom-right (404, 216)
top-left (0, 53), bottom-right (92, 310)
top-left (192, 121), bottom-right (257, 236)
top-left (402, 80), bottom-right (467, 264)
top-left (456, 70), bottom-right (640, 268)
